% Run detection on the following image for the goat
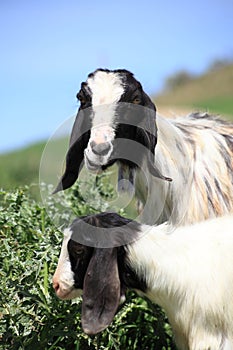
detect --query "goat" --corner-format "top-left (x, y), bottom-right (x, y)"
top-left (53, 68), bottom-right (233, 225)
top-left (53, 212), bottom-right (233, 350)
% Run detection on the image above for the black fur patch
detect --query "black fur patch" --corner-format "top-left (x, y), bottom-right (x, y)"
top-left (67, 212), bottom-right (147, 293)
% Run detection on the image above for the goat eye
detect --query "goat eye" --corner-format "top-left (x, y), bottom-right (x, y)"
top-left (69, 241), bottom-right (85, 257)
top-left (132, 97), bottom-right (141, 104)
top-left (74, 247), bottom-right (85, 256)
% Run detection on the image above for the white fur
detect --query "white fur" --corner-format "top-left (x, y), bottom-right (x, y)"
top-left (87, 70), bottom-right (124, 108)
top-left (127, 215), bottom-right (233, 350)
top-left (84, 75), bottom-right (233, 225)
top-left (53, 215), bottom-right (233, 348)
top-left (85, 71), bottom-right (124, 169)
top-left (52, 228), bottom-right (82, 300)
top-left (78, 71), bottom-right (233, 225)
top-left (87, 71), bottom-right (123, 131)
top-left (136, 114), bottom-right (233, 225)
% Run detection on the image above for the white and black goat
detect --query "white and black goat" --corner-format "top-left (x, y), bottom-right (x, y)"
top-left (53, 212), bottom-right (233, 350)
top-left (54, 69), bottom-right (233, 225)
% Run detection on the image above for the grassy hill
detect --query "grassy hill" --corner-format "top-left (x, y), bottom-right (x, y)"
top-left (0, 137), bottom-right (70, 199)
top-left (155, 63), bottom-right (233, 117)
top-left (1, 62), bottom-right (233, 192)
top-left (0, 142), bottom-right (45, 192)
top-left (1, 63), bottom-right (232, 349)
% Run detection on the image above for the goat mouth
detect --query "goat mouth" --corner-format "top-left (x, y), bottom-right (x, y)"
top-left (84, 154), bottom-right (103, 171)
top-left (55, 287), bottom-right (81, 300)
top-left (84, 150), bottom-right (116, 172)
top-left (54, 284), bottom-right (70, 299)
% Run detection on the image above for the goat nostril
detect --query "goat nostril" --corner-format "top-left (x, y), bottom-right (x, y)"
top-left (53, 282), bottom-right (59, 292)
top-left (90, 140), bottom-right (97, 149)
top-left (91, 142), bottom-right (111, 156)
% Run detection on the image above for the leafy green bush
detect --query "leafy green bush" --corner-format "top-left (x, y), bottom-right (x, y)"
top-left (0, 182), bottom-right (176, 350)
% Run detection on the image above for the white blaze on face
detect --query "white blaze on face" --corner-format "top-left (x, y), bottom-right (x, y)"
top-left (85, 71), bottom-right (124, 166)
top-left (90, 124), bottom-right (115, 144)
top-left (87, 70), bottom-right (124, 109)
top-left (53, 228), bottom-right (82, 300)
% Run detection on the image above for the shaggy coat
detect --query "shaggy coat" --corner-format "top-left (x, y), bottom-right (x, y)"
top-left (54, 69), bottom-right (233, 225)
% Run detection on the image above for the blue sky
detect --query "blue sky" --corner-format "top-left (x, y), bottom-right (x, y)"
top-left (1, 0), bottom-right (233, 152)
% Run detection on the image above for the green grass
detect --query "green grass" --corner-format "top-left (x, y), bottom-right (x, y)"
top-left (155, 63), bottom-right (233, 117)
top-left (0, 185), bottom-right (176, 350)
top-left (1, 63), bottom-right (232, 195)
top-left (1, 63), bottom-right (232, 349)
top-left (0, 137), bottom-right (69, 200)
top-left (0, 142), bottom-right (44, 194)
top-left (192, 96), bottom-right (233, 117)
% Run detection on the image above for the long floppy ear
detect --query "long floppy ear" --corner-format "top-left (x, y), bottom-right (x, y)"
top-left (53, 131), bottom-right (90, 193)
top-left (141, 90), bottom-right (157, 152)
top-left (53, 110), bottom-right (91, 194)
top-left (141, 91), bottom-right (172, 182)
top-left (81, 248), bottom-right (121, 335)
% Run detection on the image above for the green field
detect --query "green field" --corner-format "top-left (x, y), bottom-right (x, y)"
top-left (0, 142), bottom-right (45, 194)
top-left (1, 62), bottom-right (233, 191)
top-left (1, 63), bottom-right (233, 349)
top-left (1, 62), bottom-right (233, 193)
top-left (155, 62), bottom-right (233, 117)
top-left (192, 96), bottom-right (233, 116)
top-left (0, 184), bottom-right (175, 349)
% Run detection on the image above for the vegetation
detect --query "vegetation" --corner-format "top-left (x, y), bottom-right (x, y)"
top-left (1, 59), bottom-right (232, 348)
top-left (0, 142), bottom-right (45, 196)
top-left (0, 183), bottom-right (176, 349)
top-left (1, 60), bottom-right (232, 192)
top-left (155, 61), bottom-right (233, 117)
top-left (164, 70), bottom-right (194, 91)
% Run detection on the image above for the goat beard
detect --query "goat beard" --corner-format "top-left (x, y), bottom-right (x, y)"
top-left (116, 158), bottom-right (172, 196)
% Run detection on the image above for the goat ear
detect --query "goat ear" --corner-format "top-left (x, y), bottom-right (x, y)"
top-left (147, 157), bottom-right (172, 182)
top-left (81, 248), bottom-right (121, 335)
top-left (53, 132), bottom-right (89, 193)
top-left (53, 110), bottom-right (91, 194)
top-left (140, 92), bottom-right (172, 182)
